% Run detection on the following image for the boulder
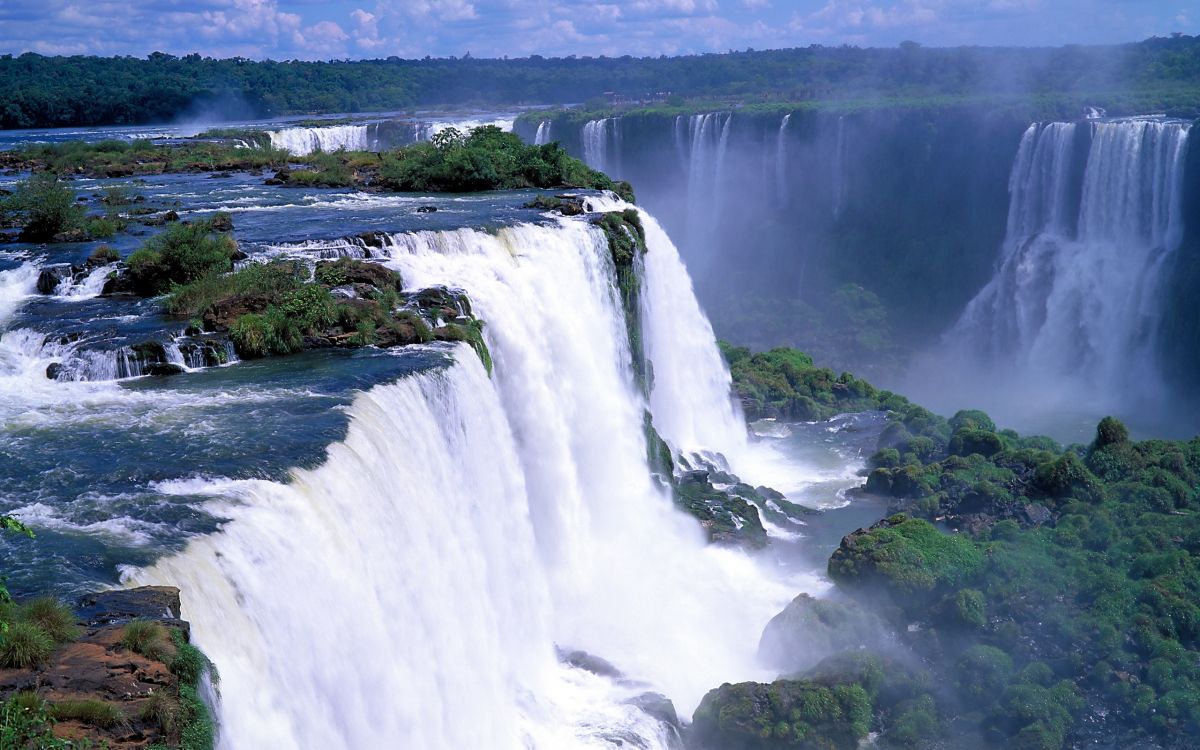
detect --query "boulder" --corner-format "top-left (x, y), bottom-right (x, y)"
top-left (758, 593), bottom-right (888, 675)
top-left (76, 586), bottom-right (182, 626)
top-left (202, 292), bottom-right (274, 331)
top-left (144, 362), bottom-right (185, 377)
top-left (210, 212), bottom-right (234, 232)
top-left (36, 263), bottom-right (78, 294)
top-left (558, 649), bottom-right (623, 679)
top-left (415, 205), bottom-right (438, 213)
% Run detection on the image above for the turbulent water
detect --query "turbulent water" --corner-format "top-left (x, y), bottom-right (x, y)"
top-left (930, 117), bottom-right (1192, 425)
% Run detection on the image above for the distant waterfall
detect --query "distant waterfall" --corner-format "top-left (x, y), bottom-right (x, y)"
top-left (534, 121), bottom-right (552, 145)
top-left (832, 115), bottom-right (849, 218)
top-left (774, 113), bottom-right (791, 205)
top-left (947, 117), bottom-right (1191, 406)
top-left (267, 125), bottom-right (373, 156)
top-left (682, 113), bottom-right (732, 276)
top-left (581, 118), bottom-right (620, 176)
top-left (134, 215), bottom-right (801, 749)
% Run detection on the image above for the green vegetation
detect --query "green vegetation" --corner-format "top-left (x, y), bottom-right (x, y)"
top-left (1, 173), bottom-right (83, 241)
top-left (126, 218), bottom-right (241, 296)
top-left (720, 341), bottom-right (900, 421)
top-left (0, 693), bottom-right (93, 749)
top-left (723, 344), bottom-right (1200, 747)
top-left (1, 36), bottom-right (1198, 129)
top-left (370, 126), bottom-right (624, 194)
top-left (693, 679), bottom-right (872, 750)
top-left (0, 595), bottom-right (76, 668)
top-left (0, 139), bottom-right (290, 177)
top-left (0, 621), bottom-right (55, 669)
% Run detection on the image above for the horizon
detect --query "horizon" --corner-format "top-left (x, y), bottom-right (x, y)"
top-left (0, 0), bottom-right (1194, 62)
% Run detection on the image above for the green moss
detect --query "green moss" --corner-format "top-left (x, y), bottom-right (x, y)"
top-left (828, 515), bottom-right (984, 600)
top-left (693, 679), bottom-right (871, 750)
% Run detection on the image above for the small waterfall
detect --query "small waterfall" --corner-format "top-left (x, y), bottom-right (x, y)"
top-left (581, 118), bottom-right (617, 174)
top-left (775, 113), bottom-right (791, 205)
top-left (947, 117), bottom-right (1191, 408)
top-left (533, 121), bottom-right (551, 145)
top-left (53, 265), bottom-right (112, 300)
top-left (267, 125), bottom-right (373, 156)
top-left (682, 113), bottom-right (732, 277)
top-left (133, 216), bottom-right (804, 749)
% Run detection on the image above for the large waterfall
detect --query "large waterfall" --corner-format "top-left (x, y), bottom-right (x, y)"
top-left (939, 117), bottom-right (1191, 418)
top-left (267, 116), bottom-right (516, 156)
top-left (133, 208), bottom-right (810, 749)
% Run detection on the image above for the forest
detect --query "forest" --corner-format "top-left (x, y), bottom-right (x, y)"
top-left (1, 34), bottom-right (1199, 129)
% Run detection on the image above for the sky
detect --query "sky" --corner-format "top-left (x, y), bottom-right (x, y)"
top-left (0, 0), bottom-right (1194, 60)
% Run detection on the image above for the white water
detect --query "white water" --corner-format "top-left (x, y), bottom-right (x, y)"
top-left (133, 215), bottom-right (814, 749)
top-left (52, 265), bottom-right (111, 300)
top-left (534, 121), bottom-right (552, 145)
top-left (267, 125), bottom-right (373, 156)
top-left (937, 117), bottom-right (1191, 419)
top-left (0, 263), bottom-right (39, 324)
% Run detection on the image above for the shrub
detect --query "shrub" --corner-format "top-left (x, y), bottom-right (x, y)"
top-left (7, 173), bottom-right (83, 241)
top-left (126, 219), bottom-right (240, 296)
top-left (0, 621), bottom-right (55, 668)
top-left (169, 630), bottom-right (214, 686)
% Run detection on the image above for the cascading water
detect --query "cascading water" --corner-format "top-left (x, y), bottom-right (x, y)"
top-left (133, 214), bottom-right (813, 749)
top-left (267, 125), bottom-right (373, 156)
top-left (942, 117), bottom-right (1191, 416)
top-left (0, 262), bottom-right (38, 323)
top-left (534, 121), bottom-right (552, 145)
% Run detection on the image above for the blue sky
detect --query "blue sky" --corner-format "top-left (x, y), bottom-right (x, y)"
top-left (0, 0), bottom-right (1194, 60)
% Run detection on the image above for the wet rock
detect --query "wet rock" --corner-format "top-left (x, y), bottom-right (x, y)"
top-left (558, 649), bottom-right (623, 679)
top-left (37, 263), bottom-right (79, 294)
top-left (144, 362), bottom-right (185, 377)
top-left (415, 205), bottom-right (438, 213)
top-left (46, 362), bottom-right (64, 380)
top-left (50, 228), bottom-right (90, 243)
top-left (100, 268), bottom-right (137, 296)
top-left (314, 258), bottom-right (402, 291)
top-left (76, 585), bottom-right (182, 626)
top-left (628, 692), bottom-right (681, 736)
top-left (210, 212), bottom-right (234, 231)
top-left (1021, 503), bottom-right (1053, 526)
top-left (407, 286), bottom-right (472, 319)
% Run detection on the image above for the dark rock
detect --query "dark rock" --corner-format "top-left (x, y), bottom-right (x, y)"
top-left (37, 263), bottom-right (78, 294)
top-left (144, 362), bottom-right (185, 377)
top-left (50, 228), bottom-right (89, 243)
top-left (100, 269), bottom-right (137, 296)
top-left (314, 258), bottom-right (401, 292)
top-left (210, 213), bottom-right (234, 232)
top-left (129, 341), bottom-right (168, 363)
top-left (558, 649), bottom-right (623, 679)
top-left (76, 586), bottom-right (182, 626)
top-left (415, 205), bottom-right (438, 213)
top-left (264, 178), bottom-right (285, 186)
top-left (1021, 503), bottom-right (1053, 526)
top-left (407, 286), bottom-right (472, 318)
top-left (202, 292), bottom-right (273, 331)
top-left (209, 172), bottom-right (233, 179)
top-left (46, 362), bottom-right (64, 380)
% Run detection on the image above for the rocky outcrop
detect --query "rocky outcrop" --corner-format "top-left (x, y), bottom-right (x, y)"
top-left (0, 586), bottom-right (214, 750)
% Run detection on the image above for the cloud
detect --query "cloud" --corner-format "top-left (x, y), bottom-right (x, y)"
top-left (0, 0), bottom-right (1191, 60)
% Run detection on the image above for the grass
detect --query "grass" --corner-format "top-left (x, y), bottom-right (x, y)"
top-left (120, 619), bottom-right (173, 662)
top-left (20, 597), bottom-right (80, 643)
top-left (49, 699), bottom-right (126, 730)
top-left (139, 690), bottom-right (181, 736)
top-left (0, 621), bottom-right (55, 668)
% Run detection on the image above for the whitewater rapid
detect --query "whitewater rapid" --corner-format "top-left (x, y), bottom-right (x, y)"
top-left (130, 207), bottom-right (819, 748)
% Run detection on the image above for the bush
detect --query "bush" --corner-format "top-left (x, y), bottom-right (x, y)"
top-left (88, 245), bottom-right (120, 264)
top-left (126, 219), bottom-right (240, 296)
top-left (0, 622), bottom-right (55, 668)
top-left (6, 173), bottom-right (83, 241)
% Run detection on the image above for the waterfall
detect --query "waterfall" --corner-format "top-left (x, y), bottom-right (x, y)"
top-left (581, 118), bottom-right (618, 175)
top-left (0, 262), bottom-right (38, 325)
top-left (946, 117), bottom-right (1191, 408)
top-left (681, 113), bottom-right (732, 278)
top-left (267, 125), bottom-right (373, 156)
top-left (133, 216), bottom-right (809, 749)
top-left (534, 121), bottom-right (551, 145)
top-left (775, 113), bottom-right (791, 205)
